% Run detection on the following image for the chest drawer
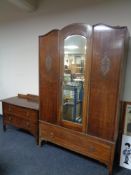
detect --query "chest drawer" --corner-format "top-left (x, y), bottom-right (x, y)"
top-left (4, 114), bottom-right (37, 135)
top-left (3, 103), bottom-right (38, 122)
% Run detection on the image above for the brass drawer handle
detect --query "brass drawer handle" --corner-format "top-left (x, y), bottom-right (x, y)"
top-left (88, 146), bottom-right (96, 153)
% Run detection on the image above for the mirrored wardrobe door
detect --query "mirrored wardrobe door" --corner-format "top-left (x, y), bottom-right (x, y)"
top-left (62, 35), bottom-right (87, 124)
top-left (59, 24), bottom-right (92, 131)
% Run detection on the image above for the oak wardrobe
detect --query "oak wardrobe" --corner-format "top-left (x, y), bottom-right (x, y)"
top-left (39, 23), bottom-right (129, 175)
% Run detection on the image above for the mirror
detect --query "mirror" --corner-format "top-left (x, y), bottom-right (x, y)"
top-left (61, 35), bottom-right (87, 124)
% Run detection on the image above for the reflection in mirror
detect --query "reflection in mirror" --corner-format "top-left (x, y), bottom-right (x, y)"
top-left (62, 35), bottom-right (87, 124)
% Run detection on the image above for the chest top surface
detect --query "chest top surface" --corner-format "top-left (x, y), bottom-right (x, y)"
top-left (1, 96), bottom-right (39, 110)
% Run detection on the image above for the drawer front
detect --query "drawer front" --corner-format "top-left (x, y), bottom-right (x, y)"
top-left (3, 103), bottom-right (38, 123)
top-left (39, 122), bottom-right (112, 164)
top-left (4, 114), bottom-right (37, 136)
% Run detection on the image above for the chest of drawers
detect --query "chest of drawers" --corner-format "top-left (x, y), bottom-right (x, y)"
top-left (1, 96), bottom-right (39, 144)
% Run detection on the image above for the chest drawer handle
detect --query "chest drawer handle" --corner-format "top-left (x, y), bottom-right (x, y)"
top-left (9, 116), bottom-right (12, 121)
top-left (8, 106), bottom-right (12, 112)
top-left (26, 112), bottom-right (29, 117)
top-left (88, 146), bottom-right (96, 153)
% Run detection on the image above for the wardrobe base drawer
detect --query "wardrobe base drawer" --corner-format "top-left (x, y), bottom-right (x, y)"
top-left (39, 121), bottom-right (113, 165)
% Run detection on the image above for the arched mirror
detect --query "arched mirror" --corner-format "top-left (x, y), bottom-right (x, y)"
top-left (61, 35), bottom-right (87, 124)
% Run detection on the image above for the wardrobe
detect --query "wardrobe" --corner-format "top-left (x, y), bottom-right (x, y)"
top-left (39, 23), bottom-right (129, 175)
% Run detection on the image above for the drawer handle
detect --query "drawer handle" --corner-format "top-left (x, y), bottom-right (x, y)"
top-left (88, 146), bottom-right (96, 153)
top-left (50, 132), bottom-right (54, 138)
top-left (26, 112), bottom-right (29, 117)
top-left (26, 122), bottom-right (30, 127)
top-left (9, 116), bottom-right (12, 121)
top-left (9, 106), bottom-right (12, 112)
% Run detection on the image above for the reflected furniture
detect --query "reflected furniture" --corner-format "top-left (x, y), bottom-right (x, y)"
top-left (1, 94), bottom-right (39, 144)
top-left (39, 23), bottom-right (129, 174)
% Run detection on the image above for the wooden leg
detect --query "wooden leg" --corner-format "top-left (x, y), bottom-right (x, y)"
top-left (36, 136), bottom-right (39, 145)
top-left (108, 164), bottom-right (113, 175)
top-left (39, 138), bottom-right (48, 147)
top-left (3, 124), bottom-right (6, 132)
top-left (39, 138), bottom-right (42, 147)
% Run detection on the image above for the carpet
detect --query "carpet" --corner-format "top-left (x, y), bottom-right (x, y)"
top-left (0, 116), bottom-right (130, 175)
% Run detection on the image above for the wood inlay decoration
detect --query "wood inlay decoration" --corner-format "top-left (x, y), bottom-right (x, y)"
top-left (100, 52), bottom-right (111, 76)
top-left (45, 55), bottom-right (52, 73)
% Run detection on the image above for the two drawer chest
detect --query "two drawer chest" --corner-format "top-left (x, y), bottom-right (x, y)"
top-left (1, 95), bottom-right (39, 144)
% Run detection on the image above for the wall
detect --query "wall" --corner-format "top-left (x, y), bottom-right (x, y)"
top-left (0, 0), bottom-right (131, 114)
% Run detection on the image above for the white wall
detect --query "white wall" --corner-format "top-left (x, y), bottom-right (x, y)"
top-left (0, 0), bottom-right (131, 114)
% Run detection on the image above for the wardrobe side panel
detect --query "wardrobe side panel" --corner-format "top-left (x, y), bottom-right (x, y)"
top-left (88, 26), bottom-right (126, 141)
top-left (39, 30), bottom-right (60, 123)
